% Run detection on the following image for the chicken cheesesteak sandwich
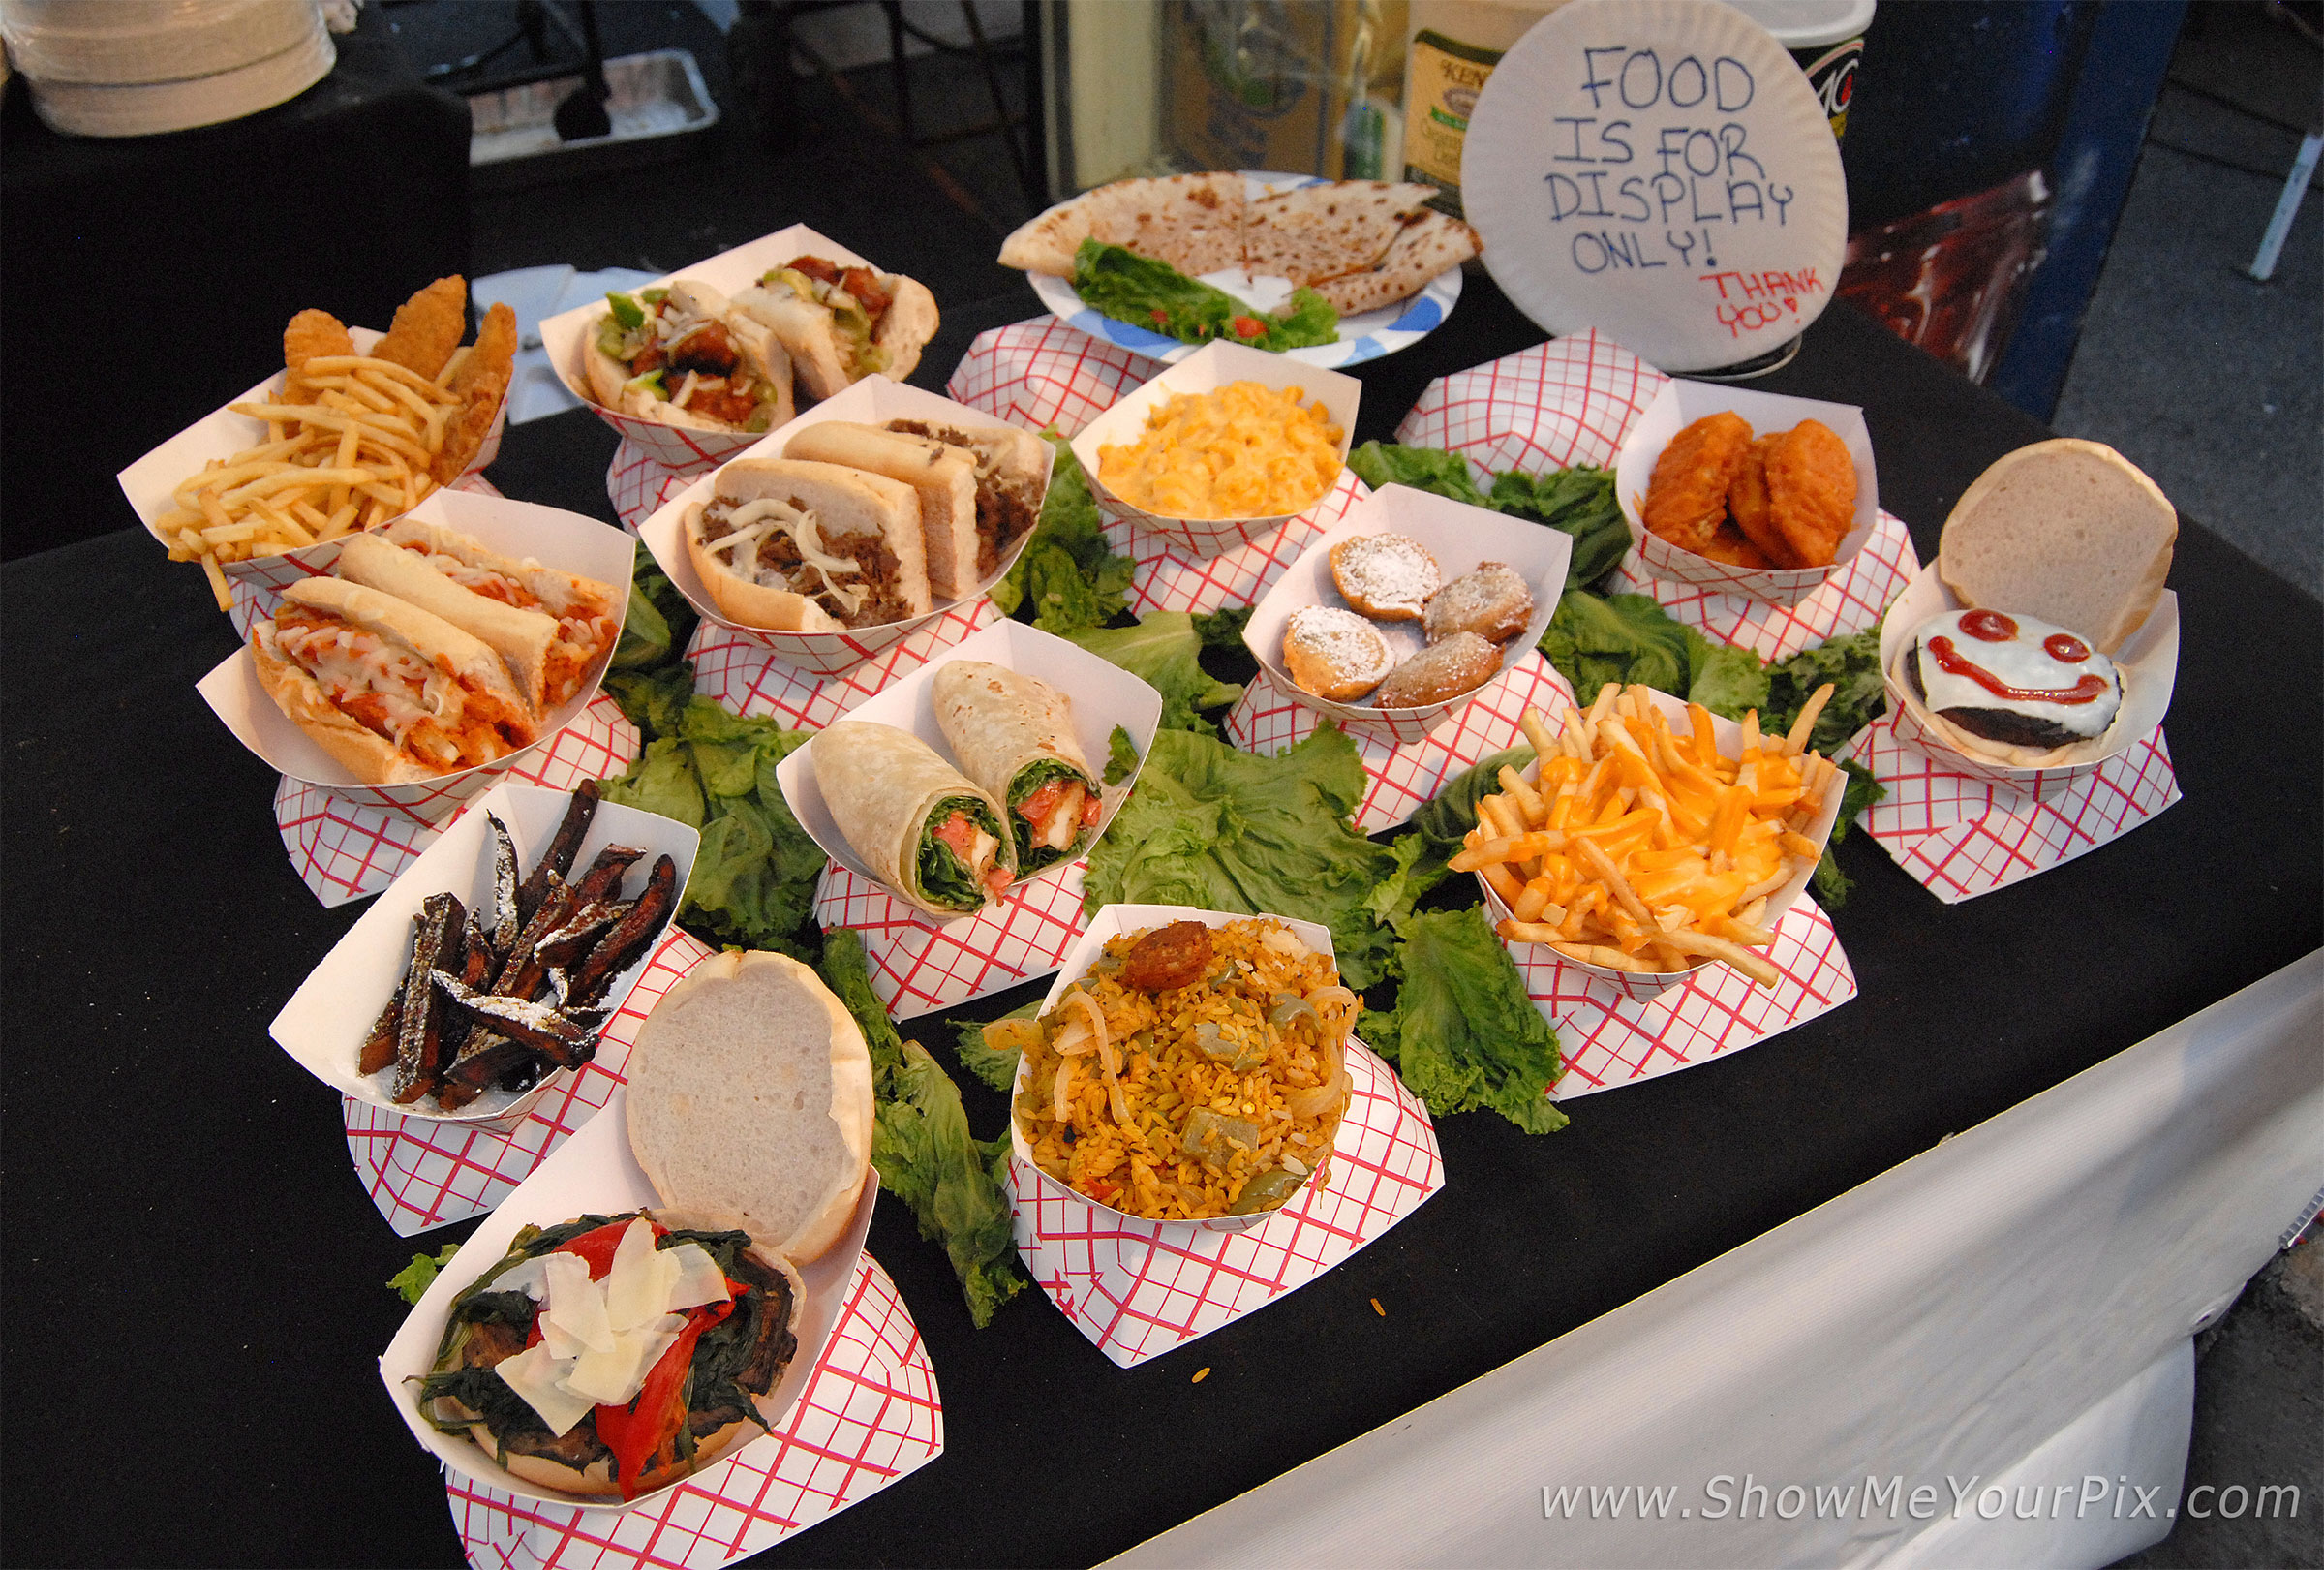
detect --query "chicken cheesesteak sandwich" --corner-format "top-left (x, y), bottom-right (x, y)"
top-left (585, 280), bottom-right (796, 435)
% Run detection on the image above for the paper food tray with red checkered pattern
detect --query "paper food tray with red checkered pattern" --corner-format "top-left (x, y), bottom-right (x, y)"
top-left (1514, 897), bottom-right (1858, 1098)
top-left (446, 1249), bottom-right (940, 1570)
top-left (274, 781), bottom-right (697, 1130)
top-left (1007, 904), bottom-right (1446, 1366)
top-left (1066, 340), bottom-right (1360, 561)
top-left (607, 436), bottom-right (696, 532)
top-left (381, 1080), bottom-right (942, 1556)
top-left (1841, 718), bottom-right (2180, 904)
top-left (1238, 480), bottom-right (1569, 747)
top-left (636, 376), bottom-right (1055, 678)
top-left (1394, 329), bottom-right (1919, 660)
top-left (279, 695), bottom-right (640, 907)
top-left (120, 326), bottom-right (509, 599)
top-left (1228, 657), bottom-right (1580, 832)
top-left (344, 927), bottom-right (713, 1234)
top-left (536, 223), bottom-right (911, 477)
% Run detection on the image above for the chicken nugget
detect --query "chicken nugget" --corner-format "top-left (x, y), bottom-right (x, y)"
top-left (1692, 522), bottom-right (1775, 569)
top-left (1763, 419), bottom-right (1857, 568)
top-left (283, 308), bottom-right (352, 402)
top-left (375, 275), bottom-right (468, 380)
top-left (433, 302), bottom-right (517, 483)
top-left (1725, 435), bottom-right (1797, 567)
top-left (1643, 411), bottom-right (1753, 553)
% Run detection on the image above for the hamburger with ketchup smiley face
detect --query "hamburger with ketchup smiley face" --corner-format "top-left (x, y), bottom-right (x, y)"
top-left (1898, 439), bottom-right (2177, 768)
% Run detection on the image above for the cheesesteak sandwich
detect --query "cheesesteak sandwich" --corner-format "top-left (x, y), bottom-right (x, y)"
top-left (732, 256), bottom-right (938, 401)
top-left (781, 419), bottom-right (1047, 600)
top-left (414, 950), bottom-right (874, 1502)
top-left (814, 720), bottom-right (1018, 916)
top-left (584, 280), bottom-right (796, 434)
top-left (685, 458), bottom-right (932, 632)
top-left (250, 576), bottom-right (537, 782)
top-left (337, 524), bottom-right (619, 715)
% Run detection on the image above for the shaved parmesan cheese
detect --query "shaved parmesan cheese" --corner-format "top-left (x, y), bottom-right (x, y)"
top-left (490, 1255), bottom-right (550, 1302)
top-left (495, 1342), bottom-right (596, 1437)
top-left (564, 1311), bottom-right (686, 1406)
top-left (604, 1219), bottom-right (678, 1333)
top-left (664, 1243), bottom-right (732, 1312)
top-left (541, 1252), bottom-right (616, 1356)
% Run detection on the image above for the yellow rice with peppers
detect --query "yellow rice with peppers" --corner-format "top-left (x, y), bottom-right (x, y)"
top-left (1006, 918), bottom-right (1358, 1220)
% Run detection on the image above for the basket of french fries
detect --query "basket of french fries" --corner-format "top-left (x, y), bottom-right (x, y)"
top-left (1458, 681), bottom-right (1845, 998)
top-left (119, 277), bottom-right (517, 610)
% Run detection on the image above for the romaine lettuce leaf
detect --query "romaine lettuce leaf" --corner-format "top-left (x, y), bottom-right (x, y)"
top-left (991, 437), bottom-right (1133, 635)
top-left (1063, 613), bottom-right (1243, 737)
top-left (1362, 907), bottom-right (1567, 1134)
top-left (820, 931), bottom-right (1027, 1327)
top-left (1082, 725), bottom-right (1403, 987)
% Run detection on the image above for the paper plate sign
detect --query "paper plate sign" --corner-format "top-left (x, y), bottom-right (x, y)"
top-left (1460, 0), bottom-right (1848, 372)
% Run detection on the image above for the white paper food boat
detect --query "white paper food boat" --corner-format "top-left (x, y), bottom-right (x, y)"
top-left (540, 223), bottom-right (907, 476)
top-left (120, 325), bottom-right (511, 599)
top-left (1070, 340), bottom-right (1360, 560)
top-left (1242, 481), bottom-right (1570, 744)
top-left (1478, 687), bottom-right (1844, 998)
top-left (1876, 561), bottom-right (2180, 790)
top-left (638, 376), bottom-right (1055, 676)
top-left (1615, 380), bottom-right (1880, 606)
top-left (1010, 903), bottom-right (1349, 1235)
top-left (196, 490), bottom-right (636, 824)
top-left (270, 781), bottom-right (700, 1127)
top-left (776, 620), bottom-right (1164, 926)
top-left (380, 1081), bottom-right (876, 1512)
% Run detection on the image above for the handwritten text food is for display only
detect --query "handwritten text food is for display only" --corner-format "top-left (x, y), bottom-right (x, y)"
top-left (1540, 47), bottom-right (1825, 339)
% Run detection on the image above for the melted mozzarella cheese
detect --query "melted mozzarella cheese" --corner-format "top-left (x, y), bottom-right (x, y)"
top-left (1913, 609), bottom-right (2120, 738)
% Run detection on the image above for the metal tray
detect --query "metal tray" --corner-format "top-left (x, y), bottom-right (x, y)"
top-left (467, 47), bottom-right (719, 191)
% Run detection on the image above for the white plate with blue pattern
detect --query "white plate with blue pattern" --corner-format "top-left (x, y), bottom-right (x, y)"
top-left (1024, 170), bottom-right (1465, 370)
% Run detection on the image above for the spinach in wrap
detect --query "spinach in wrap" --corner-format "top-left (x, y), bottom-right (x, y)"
top-left (815, 721), bottom-right (1016, 916)
top-left (931, 662), bottom-right (1105, 875)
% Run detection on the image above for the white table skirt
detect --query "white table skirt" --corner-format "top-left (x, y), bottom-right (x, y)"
top-left (1113, 949), bottom-right (2324, 1568)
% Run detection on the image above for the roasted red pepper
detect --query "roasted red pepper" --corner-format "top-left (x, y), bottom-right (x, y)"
top-left (595, 1296), bottom-right (737, 1497)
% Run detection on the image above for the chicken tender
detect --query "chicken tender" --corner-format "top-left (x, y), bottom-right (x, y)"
top-left (283, 308), bottom-right (352, 402)
top-left (1692, 522), bottom-right (1775, 569)
top-left (1763, 418), bottom-right (1857, 568)
top-left (375, 275), bottom-right (468, 380)
top-left (433, 301), bottom-right (517, 482)
top-left (1724, 436), bottom-right (1796, 567)
top-left (1643, 411), bottom-right (1753, 553)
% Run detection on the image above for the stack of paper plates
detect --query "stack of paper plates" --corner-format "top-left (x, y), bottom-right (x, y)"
top-left (0, 0), bottom-right (333, 137)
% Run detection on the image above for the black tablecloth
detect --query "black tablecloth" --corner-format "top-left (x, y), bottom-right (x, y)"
top-left (4, 291), bottom-right (2318, 1568)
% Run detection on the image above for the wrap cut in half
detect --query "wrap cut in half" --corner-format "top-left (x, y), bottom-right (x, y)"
top-left (814, 720), bottom-right (1017, 917)
top-left (931, 661), bottom-right (1103, 877)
